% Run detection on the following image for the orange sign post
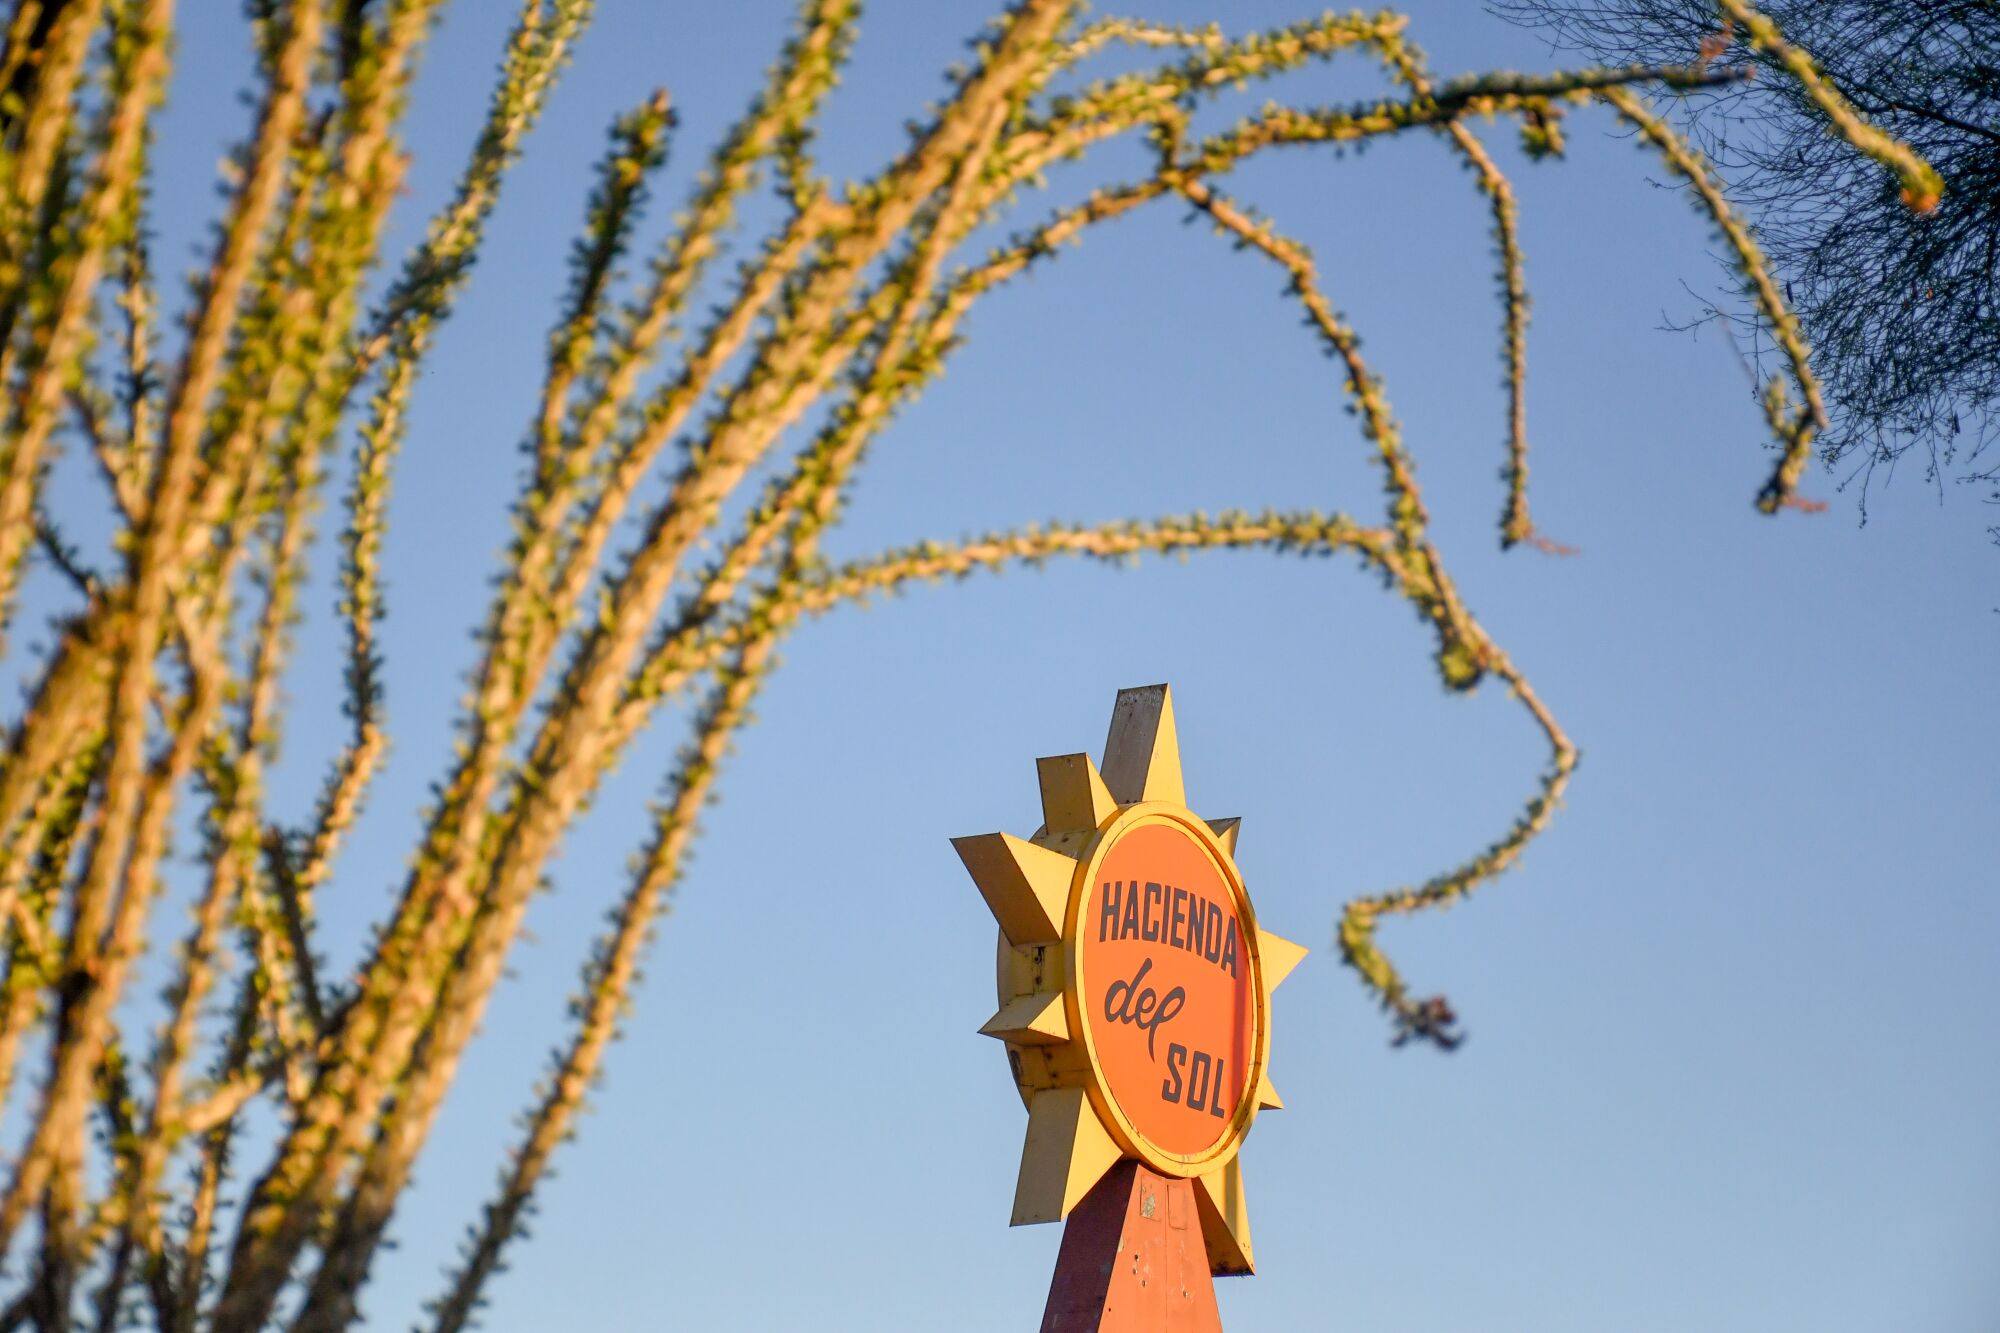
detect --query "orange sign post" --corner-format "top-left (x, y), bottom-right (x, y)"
top-left (954, 685), bottom-right (1305, 1330)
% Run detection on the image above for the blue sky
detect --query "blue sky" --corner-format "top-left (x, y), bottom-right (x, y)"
top-left (81, 1), bottom-right (1998, 1327)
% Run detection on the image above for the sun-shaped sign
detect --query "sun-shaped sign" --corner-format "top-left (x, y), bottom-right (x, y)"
top-left (953, 684), bottom-right (1305, 1277)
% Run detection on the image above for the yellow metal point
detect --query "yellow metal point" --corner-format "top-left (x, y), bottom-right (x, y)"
top-left (1257, 928), bottom-right (1307, 992)
top-left (1100, 683), bottom-right (1185, 806)
top-left (1204, 815), bottom-right (1241, 857)
top-left (980, 990), bottom-right (1069, 1045)
top-left (952, 832), bottom-right (1076, 945)
top-left (1037, 752), bottom-right (1117, 834)
top-left (1012, 1086), bottom-right (1123, 1226)
top-left (1193, 1157), bottom-right (1254, 1275)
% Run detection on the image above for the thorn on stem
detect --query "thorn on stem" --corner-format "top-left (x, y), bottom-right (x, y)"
top-left (1523, 529), bottom-right (1579, 557)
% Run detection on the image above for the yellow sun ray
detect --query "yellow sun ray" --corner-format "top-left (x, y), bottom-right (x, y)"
top-left (1100, 681), bottom-right (1184, 805)
top-left (1258, 927), bottom-right (1308, 992)
top-left (950, 831), bottom-right (1075, 946)
top-left (1194, 1156), bottom-right (1254, 1275)
top-left (1037, 752), bottom-right (1117, 835)
top-left (1013, 1086), bottom-right (1123, 1225)
top-left (1204, 815), bottom-right (1241, 856)
top-left (980, 990), bottom-right (1069, 1045)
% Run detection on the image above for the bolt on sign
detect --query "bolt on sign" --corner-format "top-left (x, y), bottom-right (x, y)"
top-left (954, 684), bottom-right (1305, 1298)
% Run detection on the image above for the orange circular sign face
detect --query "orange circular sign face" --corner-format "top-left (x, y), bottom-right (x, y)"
top-left (1076, 815), bottom-right (1258, 1164)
